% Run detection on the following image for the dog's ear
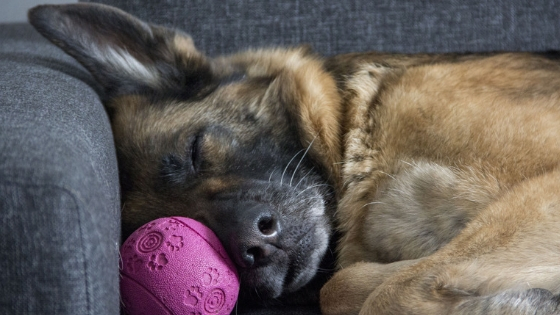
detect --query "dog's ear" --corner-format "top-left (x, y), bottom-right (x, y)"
top-left (28, 3), bottom-right (214, 100)
top-left (243, 48), bottom-right (343, 189)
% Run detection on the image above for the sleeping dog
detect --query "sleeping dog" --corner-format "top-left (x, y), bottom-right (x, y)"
top-left (30, 3), bottom-right (560, 314)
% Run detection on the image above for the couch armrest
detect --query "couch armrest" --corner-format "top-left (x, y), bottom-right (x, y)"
top-left (0, 23), bottom-right (120, 315)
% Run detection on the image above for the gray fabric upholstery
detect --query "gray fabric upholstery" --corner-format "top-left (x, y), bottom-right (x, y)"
top-left (0, 23), bottom-right (120, 314)
top-left (85, 0), bottom-right (560, 57)
top-left (2, 0), bottom-right (560, 314)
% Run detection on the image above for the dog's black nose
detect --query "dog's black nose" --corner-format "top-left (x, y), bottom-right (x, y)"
top-left (230, 206), bottom-right (282, 268)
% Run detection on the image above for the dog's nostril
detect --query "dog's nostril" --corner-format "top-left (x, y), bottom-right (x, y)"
top-left (246, 246), bottom-right (262, 266)
top-left (242, 248), bottom-right (257, 267)
top-left (244, 244), bottom-right (277, 268)
top-left (258, 216), bottom-right (277, 236)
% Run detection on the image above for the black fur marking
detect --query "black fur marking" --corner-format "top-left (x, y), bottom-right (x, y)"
top-left (160, 154), bottom-right (189, 186)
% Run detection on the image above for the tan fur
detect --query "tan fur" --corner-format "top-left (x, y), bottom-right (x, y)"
top-left (318, 53), bottom-right (560, 314)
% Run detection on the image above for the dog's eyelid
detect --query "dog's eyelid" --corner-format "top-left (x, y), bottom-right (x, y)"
top-left (158, 131), bottom-right (204, 186)
top-left (189, 130), bottom-right (205, 174)
top-left (190, 135), bottom-right (199, 170)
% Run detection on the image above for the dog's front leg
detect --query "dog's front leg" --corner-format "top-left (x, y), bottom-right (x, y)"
top-left (355, 257), bottom-right (472, 315)
top-left (358, 263), bottom-right (560, 315)
top-left (320, 260), bottom-right (418, 315)
top-left (357, 168), bottom-right (560, 315)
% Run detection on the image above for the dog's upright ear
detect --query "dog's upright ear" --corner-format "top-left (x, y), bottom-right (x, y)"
top-left (28, 3), bottom-right (214, 100)
top-left (222, 48), bottom-right (344, 189)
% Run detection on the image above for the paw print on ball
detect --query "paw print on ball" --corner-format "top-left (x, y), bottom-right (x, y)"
top-left (183, 286), bottom-right (203, 307)
top-left (147, 253), bottom-right (168, 271)
top-left (125, 254), bottom-right (143, 273)
top-left (166, 235), bottom-right (184, 251)
top-left (203, 268), bottom-right (220, 286)
top-left (137, 221), bottom-right (157, 232)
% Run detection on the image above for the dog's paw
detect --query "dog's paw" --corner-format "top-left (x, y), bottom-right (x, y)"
top-left (320, 263), bottom-right (374, 315)
top-left (320, 260), bottom-right (417, 315)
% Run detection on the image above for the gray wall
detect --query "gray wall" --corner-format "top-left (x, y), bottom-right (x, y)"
top-left (1, 0), bottom-right (77, 23)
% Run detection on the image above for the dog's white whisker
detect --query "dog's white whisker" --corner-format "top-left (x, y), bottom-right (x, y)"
top-left (295, 183), bottom-right (330, 197)
top-left (280, 148), bottom-right (305, 186)
top-left (268, 169), bottom-right (276, 183)
top-left (294, 167), bottom-right (315, 190)
top-left (289, 137), bottom-right (317, 187)
top-left (360, 201), bottom-right (385, 209)
top-left (379, 171), bottom-right (397, 180)
top-left (303, 197), bottom-right (325, 205)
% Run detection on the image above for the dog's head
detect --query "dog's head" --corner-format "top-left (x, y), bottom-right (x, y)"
top-left (29, 3), bottom-right (342, 300)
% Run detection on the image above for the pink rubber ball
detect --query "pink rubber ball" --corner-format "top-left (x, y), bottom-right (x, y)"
top-left (120, 217), bottom-right (240, 315)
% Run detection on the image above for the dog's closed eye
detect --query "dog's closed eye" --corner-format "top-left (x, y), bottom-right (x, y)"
top-left (160, 131), bottom-right (204, 185)
top-left (189, 131), bottom-right (204, 173)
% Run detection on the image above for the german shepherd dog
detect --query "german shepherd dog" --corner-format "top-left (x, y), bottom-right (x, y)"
top-left (29, 3), bottom-right (560, 314)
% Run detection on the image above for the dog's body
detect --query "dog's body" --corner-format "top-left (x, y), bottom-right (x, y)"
top-left (321, 52), bottom-right (560, 314)
top-left (29, 3), bottom-right (560, 314)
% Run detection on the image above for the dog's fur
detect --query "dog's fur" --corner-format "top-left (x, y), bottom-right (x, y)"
top-left (29, 3), bottom-right (560, 314)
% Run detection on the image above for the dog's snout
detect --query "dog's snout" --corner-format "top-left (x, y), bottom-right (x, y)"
top-left (231, 207), bottom-right (282, 268)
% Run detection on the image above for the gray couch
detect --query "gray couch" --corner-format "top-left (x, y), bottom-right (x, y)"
top-left (1, 0), bottom-right (559, 314)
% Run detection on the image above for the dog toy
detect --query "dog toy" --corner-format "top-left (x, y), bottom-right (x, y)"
top-left (120, 217), bottom-right (239, 315)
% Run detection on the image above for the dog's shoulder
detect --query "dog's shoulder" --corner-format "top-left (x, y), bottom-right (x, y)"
top-left (325, 51), bottom-right (560, 90)
top-left (331, 50), bottom-right (560, 266)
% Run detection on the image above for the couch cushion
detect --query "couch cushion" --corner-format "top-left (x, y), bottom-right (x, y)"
top-left (0, 23), bottom-right (120, 315)
top-left (84, 0), bottom-right (560, 56)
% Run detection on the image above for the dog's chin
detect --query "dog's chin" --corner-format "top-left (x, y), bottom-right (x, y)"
top-left (239, 258), bottom-right (289, 299)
